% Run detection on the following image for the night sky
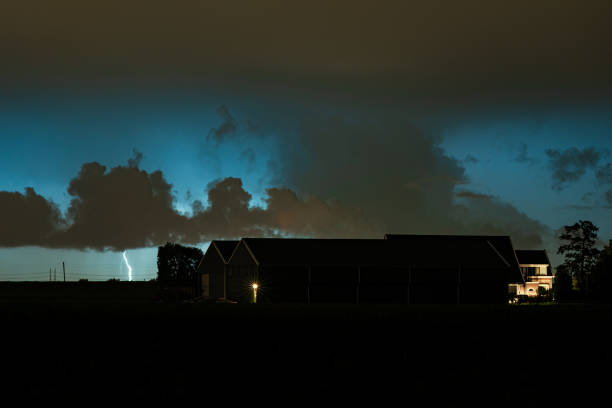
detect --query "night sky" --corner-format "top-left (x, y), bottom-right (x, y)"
top-left (1, 1), bottom-right (612, 280)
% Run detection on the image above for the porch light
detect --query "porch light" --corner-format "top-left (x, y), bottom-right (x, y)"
top-left (252, 283), bottom-right (259, 303)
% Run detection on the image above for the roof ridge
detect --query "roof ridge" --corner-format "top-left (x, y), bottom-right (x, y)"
top-left (485, 239), bottom-right (511, 268)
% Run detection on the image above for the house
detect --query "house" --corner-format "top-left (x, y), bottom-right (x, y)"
top-left (215, 235), bottom-right (522, 304)
top-left (510, 250), bottom-right (553, 297)
top-left (196, 240), bottom-right (239, 299)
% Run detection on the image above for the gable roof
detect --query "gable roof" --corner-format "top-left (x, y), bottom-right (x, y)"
top-left (515, 250), bottom-right (550, 266)
top-left (238, 237), bottom-right (516, 275)
top-left (212, 240), bottom-right (240, 263)
top-left (384, 234), bottom-right (524, 283)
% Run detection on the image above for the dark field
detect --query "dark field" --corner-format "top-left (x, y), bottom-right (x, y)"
top-left (1, 283), bottom-right (610, 405)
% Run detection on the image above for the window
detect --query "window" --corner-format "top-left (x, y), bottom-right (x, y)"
top-left (521, 267), bottom-right (547, 276)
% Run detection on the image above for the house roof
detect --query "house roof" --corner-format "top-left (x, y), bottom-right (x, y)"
top-left (212, 240), bottom-right (240, 263)
top-left (239, 237), bottom-right (518, 277)
top-left (515, 250), bottom-right (550, 266)
top-left (384, 234), bottom-right (523, 283)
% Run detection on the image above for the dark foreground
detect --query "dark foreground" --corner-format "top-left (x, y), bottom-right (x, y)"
top-left (1, 299), bottom-right (610, 405)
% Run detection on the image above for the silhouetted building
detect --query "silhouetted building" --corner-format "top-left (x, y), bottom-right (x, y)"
top-left (196, 240), bottom-right (239, 298)
top-left (510, 250), bottom-right (553, 297)
top-left (200, 235), bottom-right (525, 304)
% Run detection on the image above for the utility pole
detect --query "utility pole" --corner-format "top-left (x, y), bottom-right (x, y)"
top-left (63, 262), bottom-right (66, 282)
top-left (53, 268), bottom-right (56, 281)
top-left (49, 268), bottom-right (51, 281)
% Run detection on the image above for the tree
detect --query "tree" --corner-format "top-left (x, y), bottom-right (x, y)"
top-left (557, 220), bottom-right (600, 297)
top-left (537, 286), bottom-right (552, 302)
top-left (157, 242), bottom-right (203, 285)
top-left (553, 264), bottom-right (573, 302)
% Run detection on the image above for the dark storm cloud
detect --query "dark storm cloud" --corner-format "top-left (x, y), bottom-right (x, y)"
top-left (581, 192), bottom-right (594, 203)
top-left (127, 148), bottom-right (144, 168)
top-left (456, 191), bottom-right (493, 200)
top-left (207, 105), bottom-right (238, 143)
top-left (515, 142), bottom-right (537, 165)
top-left (463, 155), bottom-right (479, 165)
top-left (282, 117), bottom-right (464, 230)
top-left (261, 187), bottom-right (378, 238)
top-left (605, 190), bottom-right (612, 207)
top-left (279, 116), bottom-right (548, 249)
top-left (545, 147), bottom-right (605, 190)
top-left (187, 178), bottom-right (378, 240)
top-left (0, 188), bottom-right (63, 247)
top-left (453, 193), bottom-right (548, 248)
top-left (561, 204), bottom-right (595, 211)
top-left (57, 162), bottom-right (188, 250)
top-left (2, 1), bottom-right (611, 101)
top-left (0, 161), bottom-right (378, 250)
top-left (188, 177), bottom-right (257, 239)
top-left (597, 164), bottom-right (612, 206)
top-left (596, 163), bottom-right (612, 185)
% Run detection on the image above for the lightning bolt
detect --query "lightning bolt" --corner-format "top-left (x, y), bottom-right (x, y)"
top-left (122, 251), bottom-right (133, 281)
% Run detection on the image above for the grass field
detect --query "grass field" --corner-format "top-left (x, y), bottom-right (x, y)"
top-left (1, 286), bottom-right (610, 405)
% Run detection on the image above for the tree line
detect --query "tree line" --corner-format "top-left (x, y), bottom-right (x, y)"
top-left (156, 242), bottom-right (203, 300)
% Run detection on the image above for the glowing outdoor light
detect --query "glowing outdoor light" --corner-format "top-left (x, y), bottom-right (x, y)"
top-left (252, 282), bottom-right (259, 303)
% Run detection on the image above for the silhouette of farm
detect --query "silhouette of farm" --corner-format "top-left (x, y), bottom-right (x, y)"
top-left (0, 235), bottom-right (606, 404)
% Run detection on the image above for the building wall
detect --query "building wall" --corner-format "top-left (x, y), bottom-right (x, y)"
top-left (225, 242), bottom-right (258, 302)
top-left (516, 263), bottom-right (553, 297)
top-left (208, 240), bottom-right (513, 304)
top-left (238, 263), bottom-right (509, 304)
top-left (258, 265), bottom-right (309, 303)
top-left (198, 245), bottom-right (225, 298)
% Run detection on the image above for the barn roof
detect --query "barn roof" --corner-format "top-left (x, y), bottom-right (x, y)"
top-left (239, 237), bottom-right (519, 278)
top-left (515, 250), bottom-right (550, 265)
top-left (212, 240), bottom-right (240, 263)
top-left (384, 234), bottom-right (523, 283)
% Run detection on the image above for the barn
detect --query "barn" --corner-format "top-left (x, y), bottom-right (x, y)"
top-left (219, 235), bottom-right (524, 304)
top-left (196, 240), bottom-right (239, 299)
